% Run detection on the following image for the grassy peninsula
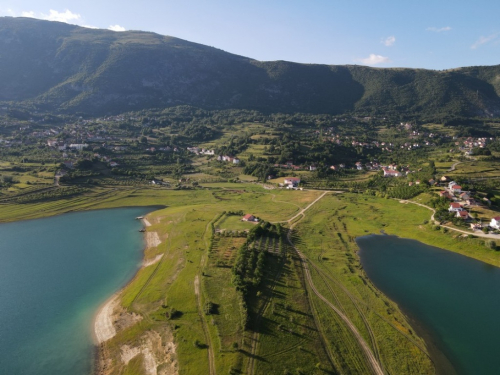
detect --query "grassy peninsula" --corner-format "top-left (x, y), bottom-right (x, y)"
top-left (1, 180), bottom-right (497, 375)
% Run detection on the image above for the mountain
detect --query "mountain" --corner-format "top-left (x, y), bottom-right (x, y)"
top-left (1, 17), bottom-right (500, 117)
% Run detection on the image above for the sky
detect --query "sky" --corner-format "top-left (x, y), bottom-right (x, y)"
top-left (0, 0), bottom-right (499, 70)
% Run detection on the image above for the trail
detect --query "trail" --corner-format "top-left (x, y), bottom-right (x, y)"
top-left (447, 161), bottom-right (462, 172)
top-left (273, 191), bottom-right (330, 224)
top-left (194, 214), bottom-right (219, 375)
top-left (284, 192), bottom-right (385, 375)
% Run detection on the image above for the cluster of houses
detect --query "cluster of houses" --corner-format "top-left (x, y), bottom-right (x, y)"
top-left (187, 147), bottom-right (215, 155)
top-left (436, 178), bottom-right (499, 231)
top-left (439, 180), bottom-right (475, 221)
top-left (47, 141), bottom-right (89, 151)
top-left (217, 155), bottom-right (240, 164)
top-left (146, 146), bottom-right (179, 153)
top-left (456, 137), bottom-right (491, 155)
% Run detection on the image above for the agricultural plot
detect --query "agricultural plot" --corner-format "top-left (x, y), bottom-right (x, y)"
top-left (209, 235), bottom-right (246, 267)
top-left (247, 244), bottom-right (335, 375)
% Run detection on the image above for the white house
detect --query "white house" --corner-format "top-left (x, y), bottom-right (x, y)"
top-left (449, 202), bottom-right (463, 212)
top-left (383, 168), bottom-right (401, 177)
top-left (284, 177), bottom-right (301, 187)
top-left (69, 143), bottom-right (88, 151)
top-left (490, 217), bottom-right (500, 230)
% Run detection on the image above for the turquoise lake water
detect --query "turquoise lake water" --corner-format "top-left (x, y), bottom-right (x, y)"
top-left (0, 207), bottom-right (154, 375)
top-left (357, 235), bottom-right (500, 375)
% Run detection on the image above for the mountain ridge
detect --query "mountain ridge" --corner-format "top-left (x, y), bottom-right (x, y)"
top-left (1, 17), bottom-right (500, 117)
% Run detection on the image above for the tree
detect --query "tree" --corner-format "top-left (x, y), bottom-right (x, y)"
top-left (486, 240), bottom-right (497, 250)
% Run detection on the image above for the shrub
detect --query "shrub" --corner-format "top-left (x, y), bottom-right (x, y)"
top-left (486, 240), bottom-right (497, 250)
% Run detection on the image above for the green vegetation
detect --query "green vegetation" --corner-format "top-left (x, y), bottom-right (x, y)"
top-left (1, 18), bottom-right (500, 117)
top-left (3, 16), bottom-right (500, 375)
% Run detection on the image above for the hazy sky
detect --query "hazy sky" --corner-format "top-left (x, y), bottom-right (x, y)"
top-left (1, 1), bottom-right (499, 70)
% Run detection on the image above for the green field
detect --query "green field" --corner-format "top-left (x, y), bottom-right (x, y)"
top-left (3, 183), bottom-right (500, 375)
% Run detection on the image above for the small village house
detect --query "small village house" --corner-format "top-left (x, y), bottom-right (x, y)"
top-left (490, 217), bottom-right (500, 230)
top-left (242, 214), bottom-right (258, 222)
top-left (448, 202), bottom-right (463, 212)
top-left (456, 210), bottom-right (471, 220)
top-left (284, 177), bottom-right (301, 187)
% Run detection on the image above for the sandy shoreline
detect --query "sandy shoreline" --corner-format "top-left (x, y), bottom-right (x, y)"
top-left (93, 294), bottom-right (119, 344)
top-left (92, 212), bottom-right (178, 375)
top-left (93, 214), bottom-right (163, 345)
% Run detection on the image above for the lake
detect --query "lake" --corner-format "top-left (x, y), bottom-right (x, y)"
top-left (0, 207), bottom-right (155, 375)
top-left (357, 235), bottom-right (500, 375)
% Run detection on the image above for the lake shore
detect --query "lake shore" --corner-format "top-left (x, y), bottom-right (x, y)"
top-left (93, 212), bottom-right (167, 373)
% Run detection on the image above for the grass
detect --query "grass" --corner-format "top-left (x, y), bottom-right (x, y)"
top-left (5, 183), bottom-right (500, 374)
top-left (249, 249), bottom-right (335, 374)
top-left (216, 215), bottom-right (257, 231)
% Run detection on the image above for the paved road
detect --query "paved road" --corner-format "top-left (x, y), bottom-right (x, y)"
top-left (400, 199), bottom-right (500, 239)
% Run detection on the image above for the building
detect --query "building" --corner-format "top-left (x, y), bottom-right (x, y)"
top-left (456, 210), bottom-right (471, 220)
top-left (242, 214), bottom-right (258, 222)
top-left (69, 143), bottom-right (88, 151)
top-left (450, 185), bottom-right (462, 194)
top-left (284, 177), bottom-right (301, 187)
top-left (471, 223), bottom-right (483, 231)
top-left (439, 191), bottom-right (453, 199)
top-left (490, 217), bottom-right (500, 230)
top-left (448, 202), bottom-right (463, 212)
top-left (383, 168), bottom-right (401, 177)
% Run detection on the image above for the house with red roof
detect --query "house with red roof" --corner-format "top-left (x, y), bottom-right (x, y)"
top-left (242, 214), bottom-right (258, 222)
top-left (448, 202), bottom-right (463, 212)
top-left (284, 177), bottom-right (301, 187)
top-left (456, 210), bottom-right (471, 220)
top-left (439, 191), bottom-right (453, 200)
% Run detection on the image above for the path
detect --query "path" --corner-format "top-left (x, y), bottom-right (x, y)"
top-left (194, 214), bottom-right (219, 375)
top-left (400, 199), bottom-right (500, 239)
top-left (281, 191), bottom-right (384, 374)
top-left (286, 213), bottom-right (385, 375)
top-left (273, 191), bottom-right (331, 224)
top-left (277, 190), bottom-right (384, 374)
top-left (447, 161), bottom-right (462, 172)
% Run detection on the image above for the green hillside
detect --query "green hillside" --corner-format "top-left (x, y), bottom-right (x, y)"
top-left (0, 17), bottom-right (499, 117)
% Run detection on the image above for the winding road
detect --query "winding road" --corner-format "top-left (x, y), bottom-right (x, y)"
top-left (399, 199), bottom-right (500, 239)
